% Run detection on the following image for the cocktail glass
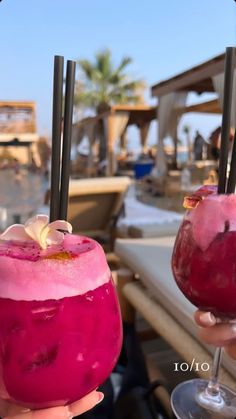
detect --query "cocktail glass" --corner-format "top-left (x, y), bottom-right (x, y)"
top-left (171, 186), bottom-right (236, 418)
top-left (0, 233), bottom-right (122, 409)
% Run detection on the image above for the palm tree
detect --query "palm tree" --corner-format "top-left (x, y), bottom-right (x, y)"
top-left (74, 49), bottom-right (145, 114)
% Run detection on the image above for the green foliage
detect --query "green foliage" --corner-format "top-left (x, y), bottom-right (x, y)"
top-left (74, 49), bottom-right (145, 112)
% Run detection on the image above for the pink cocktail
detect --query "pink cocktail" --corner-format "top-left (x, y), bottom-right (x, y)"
top-left (0, 233), bottom-right (122, 409)
top-left (172, 185), bottom-right (236, 317)
top-left (171, 185), bottom-right (236, 418)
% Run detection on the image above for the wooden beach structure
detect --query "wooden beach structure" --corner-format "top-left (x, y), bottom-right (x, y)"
top-left (72, 100), bottom-right (222, 178)
top-left (151, 52), bottom-right (236, 176)
top-left (0, 101), bottom-right (39, 165)
top-left (72, 52), bottom-right (236, 181)
top-left (72, 104), bottom-right (156, 176)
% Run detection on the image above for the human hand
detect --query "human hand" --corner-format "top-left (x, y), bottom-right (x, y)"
top-left (0, 390), bottom-right (104, 419)
top-left (194, 310), bottom-right (236, 360)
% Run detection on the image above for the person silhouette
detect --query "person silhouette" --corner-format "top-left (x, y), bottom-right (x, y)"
top-left (193, 130), bottom-right (205, 161)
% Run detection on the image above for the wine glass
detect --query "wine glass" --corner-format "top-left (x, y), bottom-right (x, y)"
top-left (0, 233), bottom-right (122, 409)
top-left (171, 186), bottom-right (236, 418)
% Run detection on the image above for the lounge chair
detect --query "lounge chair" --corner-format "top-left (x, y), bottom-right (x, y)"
top-left (116, 196), bottom-right (182, 238)
top-left (68, 177), bottom-right (130, 247)
top-left (114, 237), bottom-right (236, 388)
top-left (42, 177), bottom-right (131, 251)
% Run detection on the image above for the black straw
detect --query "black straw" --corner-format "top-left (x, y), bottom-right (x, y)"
top-left (217, 47), bottom-right (235, 194)
top-left (59, 60), bottom-right (76, 220)
top-left (227, 130), bottom-right (236, 193)
top-left (50, 56), bottom-right (64, 222)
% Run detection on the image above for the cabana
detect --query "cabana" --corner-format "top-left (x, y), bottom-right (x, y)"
top-left (73, 53), bottom-right (235, 178)
top-left (0, 101), bottom-right (39, 165)
top-left (72, 105), bottom-right (156, 176)
top-left (151, 52), bottom-right (236, 176)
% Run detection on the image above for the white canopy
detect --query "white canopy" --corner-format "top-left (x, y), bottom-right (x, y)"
top-left (212, 70), bottom-right (236, 129)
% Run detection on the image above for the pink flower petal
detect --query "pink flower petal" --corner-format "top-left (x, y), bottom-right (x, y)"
top-left (0, 225), bottom-right (31, 242)
top-left (48, 220), bottom-right (72, 233)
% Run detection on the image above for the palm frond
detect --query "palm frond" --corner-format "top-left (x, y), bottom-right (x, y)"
top-left (116, 56), bottom-right (133, 73)
top-left (75, 49), bottom-right (146, 111)
top-left (77, 60), bottom-right (94, 81)
top-left (74, 90), bottom-right (100, 109)
top-left (119, 80), bottom-right (144, 92)
top-left (95, 49), bottom-right (112, 80)
top-left (110, 93), bottom-right (141, 104)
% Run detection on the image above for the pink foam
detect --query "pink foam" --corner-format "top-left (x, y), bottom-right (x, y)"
top-left (186, 187), bottom-right (236, 250)
top-left (0, 234), bottom-right (110, 301)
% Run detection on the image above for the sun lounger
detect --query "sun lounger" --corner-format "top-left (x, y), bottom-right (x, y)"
top-left (68, 176), bottom-right (130, 239)
top-left (39, 176), bottom-right (131, 250)
top-left (40, 182), bottom-right (182, 240)
top-left (117, 197), bottom-right (182, 238)
top-left (114, 236), bottom-right (236, 388)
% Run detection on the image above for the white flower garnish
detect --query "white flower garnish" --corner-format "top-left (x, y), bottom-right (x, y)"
top-left (0, 215), bottom-right (72, 249)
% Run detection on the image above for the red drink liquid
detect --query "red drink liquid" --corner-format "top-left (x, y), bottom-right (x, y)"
top-left (0, 234), bottom-right (122, 409)
top-left (172, 186), bottom-right (236, 318)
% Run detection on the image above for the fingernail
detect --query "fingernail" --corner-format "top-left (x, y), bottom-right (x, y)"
top-left (20, 408), bottom-right (31, 413)
top-left (199, 312), bottom-right (215, 325)
top-left (96, 392), bottom-right (104, 404)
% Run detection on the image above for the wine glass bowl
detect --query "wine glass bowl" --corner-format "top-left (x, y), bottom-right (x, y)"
top-left (172, 220), bottom-right (236, 319)
top-left (171, 186), bottom-right (236, 418)
top-left (172, 186), bottom-right (236, 318)
top-left (0, 234), bottom-right (122, 409)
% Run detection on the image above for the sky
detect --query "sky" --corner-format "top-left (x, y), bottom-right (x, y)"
top-left (0, 0), bottom-right (236, 150)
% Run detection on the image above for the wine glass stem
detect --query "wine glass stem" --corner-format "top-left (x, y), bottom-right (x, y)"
top-left (206, 347), bottom-right (222, 397)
